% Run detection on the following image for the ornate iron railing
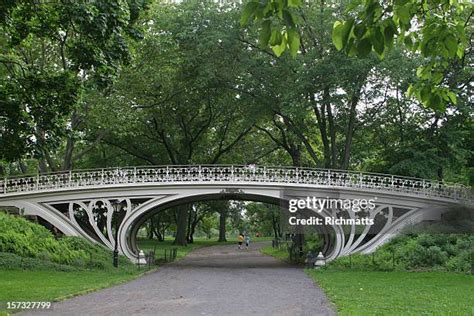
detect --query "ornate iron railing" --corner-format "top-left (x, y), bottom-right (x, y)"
top-left (0, 165), bottom-right (471, 201)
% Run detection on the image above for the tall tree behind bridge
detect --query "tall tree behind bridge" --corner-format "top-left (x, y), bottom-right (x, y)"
top-left (0, 0), bottom-right (149, 172)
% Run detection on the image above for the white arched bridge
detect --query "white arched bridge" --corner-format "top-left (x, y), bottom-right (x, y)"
top-left (0, 165), bottom-right (471, 263)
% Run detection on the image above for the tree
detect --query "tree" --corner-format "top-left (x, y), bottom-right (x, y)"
top-left (198, 212), bottom-right (219, 239)
top-left (240, 2), bottom-right (391, 169)
top-left (186, 202), bottom-right (212, 243)
top-left (242, 0), bottom-right (473, 111)
top-left (246, 202), bottom-right (282, 238)
top-left (146, 209), bottom-right (174, 241)
top-left (0, 0), bottom-right (148, 170)
top-left (85, 1), bottom-right (259, 245)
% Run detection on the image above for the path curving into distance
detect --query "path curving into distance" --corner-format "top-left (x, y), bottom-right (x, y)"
top-left (23, 242), bottom-right (335, 316)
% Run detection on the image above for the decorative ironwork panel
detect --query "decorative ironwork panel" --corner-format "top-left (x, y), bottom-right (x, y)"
top-left (0, 165), bottom-right (471, 202)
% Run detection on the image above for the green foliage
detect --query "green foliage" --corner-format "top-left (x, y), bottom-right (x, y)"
top-left (86, 0), bottom-right (260, 167)
top-left (241, 0), bottom-right (301, 56)
top-left (0, 252), bottom-right (78, 271)
top-left (304, 233), bottom-right (323, 253)
top-left (0, 0), bottom-right (149, 162)
top-left (0, 212), bottom-right (131, 270)
top-left (245, 0), bottom-right (472, 111)
top-left (332, 0), bottom-right (472, 111)
top-left (325, 233), bottom-right (474, 273)
top-left (245, 203), bottom-right (282, 237)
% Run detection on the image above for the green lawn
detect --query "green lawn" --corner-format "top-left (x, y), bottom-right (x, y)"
top-left (306, 270), bottom-right (474, 316)
top-left (0, 269), bottom-right (144, 302)
top-left (137, 238), bottom-right (235, 260)
top-left (260, 244), bottom-right (289, 262)
top-left (0, 269), bottom-right (146, 315)
top-left (261, 244), bottom-right (474, 315)
top-left (1, 238), bottom-right (237, 315)
top-left (137, 236), bottom-right (273, 260)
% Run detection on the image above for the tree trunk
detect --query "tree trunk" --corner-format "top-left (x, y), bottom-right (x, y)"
top-left (173, 205), bottom-right (188, 246)
top-left (188, 219), bottom-right (197, 244)
top-left (218, 210), bottom-right (227, 242)
top-left (437, 166), bottom-right (444, 182)
top-left (62, 111), bottom-right (82, 171)
top-left (18, 160), bottom-right (28, 174)
top-left (186, 207), bottom-right (199, 244)
top-left (290, 147), bottom-right (301, 167)
top-left (272, 218), bottom-right (279, 239)
top-left (326, 103), bottom-right (337, 168)
top-left (62, 136), bottom-right (75, 171)
top-left (147, 219), bottom-right (154, 239)
top-left (310, 93), bottom-right (331, 168)
top-left (159, 223), bottom-right (166, 242)
top-left (271, 210), bottom-right (280, 239)
top-left (38, 160), bottom-right (48, 173)
top-left (341, 90), bottom-right (361, 170)
top-left (295, 233), bottom-right (305, 257)
top-left (186, 208), bottom-right (193, 243)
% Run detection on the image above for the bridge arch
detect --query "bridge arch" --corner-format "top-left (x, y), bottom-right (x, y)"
top-left (119, 189), bottom-right (342, 262)
top-left (0, 165), bottom-right (470, 263)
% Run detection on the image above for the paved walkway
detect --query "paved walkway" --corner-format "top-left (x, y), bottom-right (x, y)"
top-left (24, 242), bottom-right (335, 316)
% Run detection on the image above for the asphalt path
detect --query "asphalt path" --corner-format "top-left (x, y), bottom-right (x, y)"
top-left (23, 242), bottom-right (335, 316)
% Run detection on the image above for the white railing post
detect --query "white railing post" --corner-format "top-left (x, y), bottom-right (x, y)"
top-left (230, 165), bottom-right (234, 181)
top-left (69, 170), bottom-right (72, 187)
top-left (36, 172), bottom-right (40, 190)
top-left (4, 177), bottom-right (7, 194)
top-left (101, 169), bottom-right (105, 185)
top-left (133, 167), bottom-right (137, 183)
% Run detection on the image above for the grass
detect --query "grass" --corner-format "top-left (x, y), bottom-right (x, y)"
top-left (0, 237), bottom-right (239, 315)
top-left (137, 238), bottom-right (235, 260)
top-left (1, 238), bottom-right (232, 313)
top-left (307, 270), bottom-right (474, 316)
top-left (137, 236), bottom-right (273, 260)
top-left (261, 244), bottom-right (474, 315)
top-left (0, 269), bottom-right (144, 301)
top-left (0, 268), bottom-right (147, 315)
top-left (0, 235), bottom-right (273, 315)
top-left (260, 245), bottom-right (289, 262)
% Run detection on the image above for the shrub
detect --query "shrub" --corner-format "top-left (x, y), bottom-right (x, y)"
top-left (0, 212), bottom-right (134, 271)
top-left (0, 252), bottom-right (78, 272)
top-left (324, 233), bottom-right (473, 273)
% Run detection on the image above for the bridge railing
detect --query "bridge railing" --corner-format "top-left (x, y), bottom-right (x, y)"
top-left (0, 165), bottom-right (471, 201)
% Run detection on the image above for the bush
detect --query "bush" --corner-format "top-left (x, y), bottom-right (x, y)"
top-left (324, 233), bottom-right (473, 273)
top-left (304, 233), bottom-right (324, 254)
top-left (0, 212), bottom-right (134, 270)
top-left (0, 252), bottom-right (78, 272)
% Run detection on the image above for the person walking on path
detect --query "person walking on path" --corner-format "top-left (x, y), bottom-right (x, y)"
top-left (245, 234), bottom-right (250, 249)
top-left (238, 233), bottom-right (244, 249)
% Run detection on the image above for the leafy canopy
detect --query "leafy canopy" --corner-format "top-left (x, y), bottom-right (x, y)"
top-left (241, 0), bottom-right (473, 111)
top-left (0, 0), bottom-right (148, 162)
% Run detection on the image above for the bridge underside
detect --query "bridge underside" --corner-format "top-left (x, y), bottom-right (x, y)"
top-left (0, 184), bottom-right (458, 263)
